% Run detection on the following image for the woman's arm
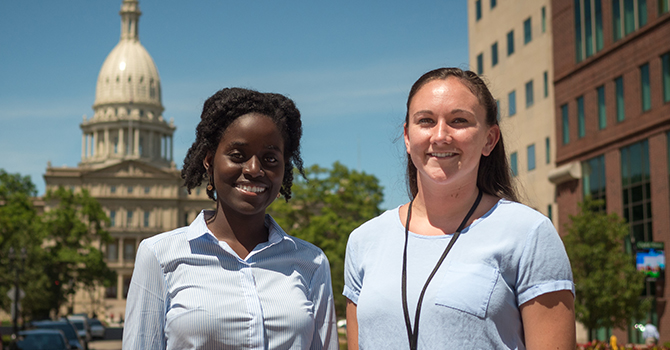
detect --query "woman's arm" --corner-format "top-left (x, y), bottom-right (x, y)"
top-left (122, 241), bottom-right (167, 350)
top-left (346, 299), bottom-right (359, 350)
top-left (520, 290), bottom-right (575, 350)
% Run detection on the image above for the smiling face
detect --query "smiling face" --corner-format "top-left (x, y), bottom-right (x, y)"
top-left (204, 113), bottom-right (285, 218)
top-left (404, 77), bottom-right (500, 190)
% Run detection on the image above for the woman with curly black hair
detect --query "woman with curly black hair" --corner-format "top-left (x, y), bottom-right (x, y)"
top-left (124, 88), bottom-right (338, 350)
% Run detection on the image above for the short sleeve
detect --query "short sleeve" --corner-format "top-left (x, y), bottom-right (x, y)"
top-left (122, 240), bottom-right (168, 350)
top-left (343, 230), bottom-right (363, 304)
top-left (308, 253), bottom-right (339, 350)
top-left (516, 218), bottom-right (575, 306)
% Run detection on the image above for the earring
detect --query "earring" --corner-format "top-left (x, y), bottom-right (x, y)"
top-left (207, 183), bottom-right (213, 191)
top-left (277, 193), bottom-right (281, 199)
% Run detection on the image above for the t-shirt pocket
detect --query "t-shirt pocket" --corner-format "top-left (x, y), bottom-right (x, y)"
top-left (434, 262), bottom-right (499, 318)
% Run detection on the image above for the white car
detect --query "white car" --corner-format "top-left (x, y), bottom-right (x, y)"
top-left (67, 315), bottom-right (92, 345)
top-left (88, 318), bottom-right (106, 339)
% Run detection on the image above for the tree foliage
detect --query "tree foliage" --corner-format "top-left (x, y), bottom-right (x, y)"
top-left (268, 162), bottom-right (384, 317)
top-left (0, 169), bottom-right (116, 320)
top-left (563, 198), bottom-right (650, 338)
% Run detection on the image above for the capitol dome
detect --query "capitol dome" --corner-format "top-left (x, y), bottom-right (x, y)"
top-left (93, 0), bottom-right (162, 111)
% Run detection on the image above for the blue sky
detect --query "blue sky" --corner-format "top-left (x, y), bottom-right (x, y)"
top-left (0, 0), bottom-right (470, 209)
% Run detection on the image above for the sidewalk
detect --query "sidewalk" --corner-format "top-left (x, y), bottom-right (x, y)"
top-left (89, 340), bottom-right (122, 350)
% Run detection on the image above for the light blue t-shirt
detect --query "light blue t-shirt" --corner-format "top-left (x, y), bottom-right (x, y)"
top-left (343, 199), bottom-right (574, 350)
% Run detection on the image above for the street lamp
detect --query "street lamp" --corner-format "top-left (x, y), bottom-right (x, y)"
top-left (8, 246), bottom-right (27, 339)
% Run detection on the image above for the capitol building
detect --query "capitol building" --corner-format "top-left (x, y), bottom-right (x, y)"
top-left (43, 0), bottom-right (211, 321)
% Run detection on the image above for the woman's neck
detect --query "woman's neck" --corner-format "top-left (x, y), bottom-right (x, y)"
top-left (206, 206), bottom-right (269, 259)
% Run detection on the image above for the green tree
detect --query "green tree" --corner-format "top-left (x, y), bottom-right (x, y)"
top-left (563, 198), bottom-right (651, 340)
top-left (268, 162), bottom-right (384, 317)
top-left (0, 170), bottom-right (41, 317)
top-left (35, 186), bottom-right (116, 318)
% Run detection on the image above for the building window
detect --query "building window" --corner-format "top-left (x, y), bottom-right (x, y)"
top-left (660, 0), bottom-right (669, 14)
top-left (127, 210), bottom-right (133, 227)
top-left (663, 52), bottom-right (670, 103)
top-left (144, 211), bottom-right (150, 227)
top-left (128, 186), bottom-right (134, 194)
top-left (524, 17), bottom-right (532, 44)
top-left (113, 137), bottom-right (118, 154)
top-left (508, 90), bottom-right (517, 116)
top-left (615, 76), bottom-right (625, 122)
top-left (105, 279), bottom-right (118, 299)
top-left (543, 71), bottom-right (549, 98)
top-left (575, 0), bottom-right (603, 62)
top-left (525, 80), bottom-right (534, 108)
top-left (562, 104), bottom-right (570, 144)
top-left (106, 239), bottom-right (119, 262)
top-left (577, 96), bottom-right (586, 138)
top-left (547, 204), bottom-right (553, 222)
top-left (527, 144), bottom-right (536, 171)
top-left (621, 139), bottom-right (652, 244)
top-left (640, 63), bottom-right (651, 112)
top-left (582, 155), bottom-right (607, 210)
top-left (511, 152), bottom-right (518, 176)
top-left (110, 185), bottom-right (116, 194)
top-left (144, 186), bottom-right (150, 194)
top-left (597, 85), bottom-right (607, 129)
top-left (613, 0), bottom-right (648, 40)
top-left (491, 42), bottom-right (499, 67)
top-left (545, 137), bottom-right (551, 164)
top-left (491, 0), bottom-right (497, 8)
top-left (123, 239), bottom-right (136, 262)
top-left (184, 212), bottom-right (190, 226)
top-left (542, 6), bottom-right (547, 32)
top-left (476, 0), bottom-right (482, 20)
top-left (507, 30), bottom-right (515, 56)
top-left (110, 210), bottom-right (116, 227)
top-left (477, 53), bottom-right (484, 75)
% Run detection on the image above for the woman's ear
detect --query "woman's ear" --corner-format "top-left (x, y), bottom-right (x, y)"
top-left (403, 123), bottom-right (411, 154)
top-left (482, 125), bottom-right (501, 156)
top-left (203, 152), bottom-right (212, 172)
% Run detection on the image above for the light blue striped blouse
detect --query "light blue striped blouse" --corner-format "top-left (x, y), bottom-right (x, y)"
top-left (123, 210), bottom-right (339, 350)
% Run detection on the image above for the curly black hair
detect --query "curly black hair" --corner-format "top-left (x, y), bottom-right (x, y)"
top-left (181, 87), bottom-right (305, 201)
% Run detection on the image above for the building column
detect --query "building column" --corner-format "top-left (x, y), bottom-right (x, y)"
top-left (169, 136), bottom-right (173, 161)
top-left (81, 134), bottom-right (86, 160)
top-left (92, 132), bottom-right (97, 158)
top-left (148, 131), bottom-right (154, 159)
top-left (116, 273), bottom-right (123, 301)
top-left (119, 128), bottom-right (125, 155)
top-left (104, 128), bottom-right (110, 157)
top-left (134, 129), bottom-right (140, 156)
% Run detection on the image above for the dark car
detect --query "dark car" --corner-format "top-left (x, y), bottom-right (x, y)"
top-left (31, 320), bottom-right (84, 350)
top-left (14, 329), bottom-right (70, 350)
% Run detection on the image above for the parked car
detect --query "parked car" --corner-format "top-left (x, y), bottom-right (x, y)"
top-left (86, 318), bottom-right (105, 340)
top-left (14, 329), bottom-right (70, 350)
top-left (32, 320), bottom-right (84, 350)
top-left (65, 316), bottom-right (90, 349)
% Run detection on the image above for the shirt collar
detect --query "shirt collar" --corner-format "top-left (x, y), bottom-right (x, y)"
top-left (185, 210), bottom-right (297, 249)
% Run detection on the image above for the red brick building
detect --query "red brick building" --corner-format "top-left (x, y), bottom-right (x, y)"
top-left (551, 0), bottom-right (670, 343)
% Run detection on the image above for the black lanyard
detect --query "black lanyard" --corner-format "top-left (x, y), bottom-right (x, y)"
top-left (401, 188), bottom-right (483, 350)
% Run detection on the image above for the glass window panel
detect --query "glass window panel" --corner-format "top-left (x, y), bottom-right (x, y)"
top-left (106, 239), bottom-right (118, 262)
top-left (613, 0), bottom-right (622, 41)
top-left (647, 202), bottom-right (652, 219)
top-left (491, 42), bottom-right (498, 66)
top-left (632, 185), bottom-right (643, 202)
top-left (585, 0), bottom-right (593, 57)
top-left (595, 0), bottom-right (604, 51)
top-left (545, 137), bottom-right (550, 164)
top-left (110, 210), bottom-right (116, 227)
top-left (524, 17), bottom-right (532, 44)
top-left (491, 0), bottom-right (497, 8)
top-left (509, 90), bottom-right (517, 116)
top-left (527, 144), bottom-right (536, 171)
top-left (660, 0), bottom-right (669, 14)
top-left (511, 152), bottom-right (518, 176)
top-left (477, 53), bottom-right (484, 75)
top-left (615, 76), bottom-right (625, 122)
top-left (624, 0), bottom-right (635, 35)
top-left (124, 240), bottom-right (136, 261)
top-left (542, 6), bottom-right (547, 32)
top-left (663, 53), bottom-right (670, 103)
top-left (577, 96), bottom-right (585, 138)
top-left (639, 0), bottom-right (647, 27)
top-left (476, 0), bottom-right (482, 20)
top-left (598, 85), bottom-right (607, 129)
top-left (507, 30), bottom-right (515, 55)
top-left (641, 63), bottom-right (651, 112)
top-left (526, 80), bottom-right (534, 107)
top-left (623, 188), bottom-right (629, 205)
top-left (544, 71), bottom-right (549, 97)
top-left (575, 0), bottom-right (583, 61)
top-left (633, 224), bottom-right (645, 242)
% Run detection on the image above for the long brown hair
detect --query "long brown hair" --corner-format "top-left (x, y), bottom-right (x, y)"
top-left (404, 67), bottom-right (518, 202)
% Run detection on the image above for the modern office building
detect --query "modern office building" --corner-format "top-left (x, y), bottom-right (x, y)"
top-left (551, 0), bottom-right (670, 343)
top-left (468, 0), bottom-right (558, 223)
top-left (43, 0), bottom-right (211, 321)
